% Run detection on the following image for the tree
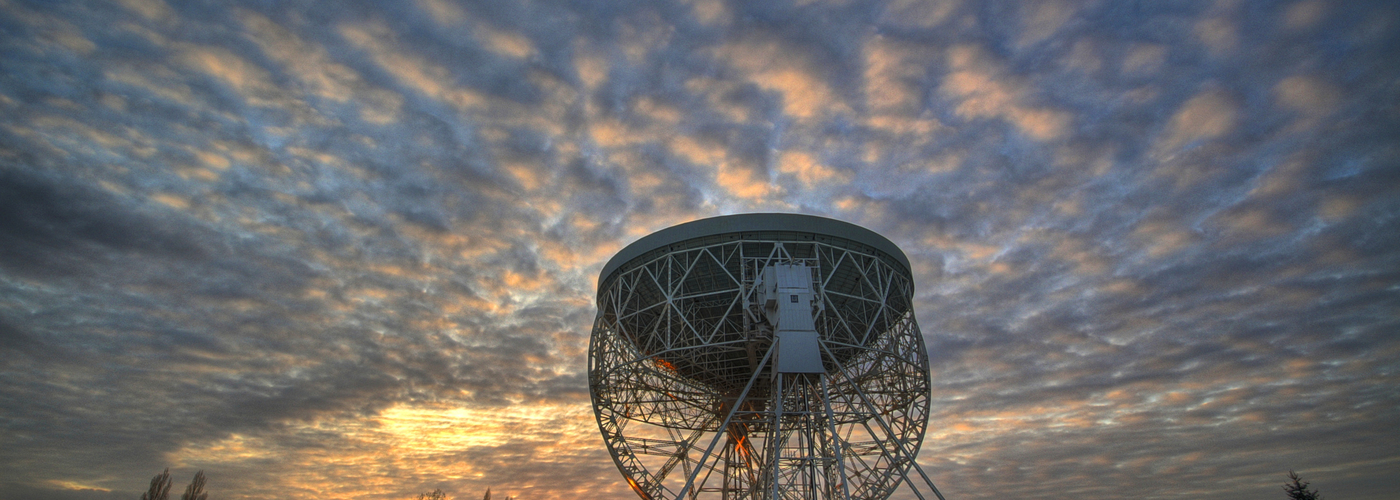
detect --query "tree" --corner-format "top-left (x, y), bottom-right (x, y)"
top-left (139, 469), bottom-right (207, 500)
top-left (479, 488), bottom-right (513, 500)
top-left (181, 470), bottom-right (208, 500)
top-left (141, 469), bottom-right (172, 500)
top-left (1283, 470), bottom-right (1322, 500)
top-left (417, 489), bottom-right (448, 500)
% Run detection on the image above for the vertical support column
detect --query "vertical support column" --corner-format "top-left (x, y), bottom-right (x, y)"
top-left (821, 376), bottom-right (851, 500)
top-left (770, 372), bottom-right (784, 500)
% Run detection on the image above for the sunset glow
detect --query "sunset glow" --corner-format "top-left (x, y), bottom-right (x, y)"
top-left (1, 0), bottom-right (1397, 499)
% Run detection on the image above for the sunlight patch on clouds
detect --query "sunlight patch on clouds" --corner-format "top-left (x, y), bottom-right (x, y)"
top-left (117, 0), bottom-right (173, 23)
top-left (862, 36), bottom-right (951, 151)
top-left (940, 45), bottom-right (1069, 141)
top-left (341, 22), bottom-right (487, 112)
top-left (878, 0), bottom-right (961, 29)
top-left (1274, 74), bottom-right (1340, 118)
top-left (417, 0), bottom-right (467, 25)
top-left (1249, 154), bottom-right (1308, 200)
top-left (179, 46), bottom-right (274, 98)
top-left (684, 77), bottom-right (753, 123)
top-left (715, 163), bottom-right (774, 200)
top-left (1131, 217), bottom-right (1199, 258)
top-left (1317, 195), bottom-right (1361, 221)
top-left (417, 0), bottom-right (536, 59)
top-left (632, 96), bottom-right (684, 126)
top-left (865, 114), bottom-right (945, 140)
top-left (713, 37), bottom-right (847, 120)
top-left (618, 9), bottom-right (673, 66)
top-left (150, 192), bottom-right (191, 210)
top-left (1015, 0), bottom-right (1076, 48)
top-left (1285, 1), bottom-right (1328, 30)
top-left (585, 97), bottom-right (679, 149)
top-left (46, 480), bottom-right (111, 493)
top-left (1051, 143), bottom-right (1115, 177)
top-left (193, 149), bottom-right (230, 170)
top-left (523, 70), bottom-right (580, 136)
top-left (1046, 232), bottom-right (1111, 277)
top-left (1155, 89), bottom-right (1236, 154)
top-left (669, 135), bottom-right (722, 166)
top-left (239, 11), bottom-right (354, 101)
top-left (172, 403), bottom-right (603, 499)
top-left (573, 42), bottom-right (609, 91)
top-left (503, 160), bottom-right (547, 192)
top-left (777, 150), bottom-right (849, 187)
top-left (22, 14), bottom-right (97, 55)
top-left (1195, 14), bottom-right (1238, 57)
top-left (537, 238), bottom-right (619, 281)
top-left (920, 232), bottom-right (1006, 276)
top-left (758, 68), bottom-right (834, 120)
top-left (17, 113), bottom-right (168, 165)
top-left (1062, 38), bottom-right (1103, 74)
top-left (683, 0), bottom-right (731, 26)
top-left (479, 25), bottom-right (535, 60)
top-left (237, 9), bottom-right (407, 126)
top-left (587, 119), bottom-right (639, 148)
top-left (375, 403), bottom-right (587, 452)
top-left (671, 135), bottom-right (775, 201)
top-left (1121, 44), bottom-right (1167, 77)
top-left (864, 37), bottom-right (928, 113)
top-left (28, 115), bottom-right (120, 150)
top-left (1207, 206), bottom-right (1292, 242)
top-left (105, 64), bottom-right (196, 107)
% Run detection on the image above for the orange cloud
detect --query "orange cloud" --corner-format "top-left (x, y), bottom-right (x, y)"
top-left (340, 22), bottom-right (487, 112)
top-left (1015, 0), bottom-right (1077, 48)
top-left (777, 150), bottom-right (850, 187)
top-left (1274, 75), bottom-right (1340, 118)
top-left (1155, 89), bottom-right (1236, 153)
top-left (940, 45), bottom-right (1070, 141)
top-left (670, 135), bottom-right (775, 200)
top-left (1195, 16), bottom-right (1238, 57)
top-left (117, 0), bottom-right (173, 23)
top-left (713, 36), bottom-right (848, 120)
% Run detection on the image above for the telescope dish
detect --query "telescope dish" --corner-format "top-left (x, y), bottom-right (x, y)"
top-left (589, 213), bottom-right (946, 500)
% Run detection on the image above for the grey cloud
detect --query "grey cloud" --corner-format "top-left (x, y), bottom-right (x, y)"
top-left (0, 168), bottom-right (209, 277)
top-left (2, 0), bottom-right (1399, 499)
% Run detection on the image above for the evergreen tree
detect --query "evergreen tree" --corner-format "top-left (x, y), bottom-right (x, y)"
top-left (1283, 471), bottom-right (1322, 500)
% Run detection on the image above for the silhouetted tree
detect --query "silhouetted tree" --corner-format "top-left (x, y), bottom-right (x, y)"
top-left (479, 488), bottom-right (513, 500)
top-left (139, 469), bottom-right (208, 500)
top-left (417, 489), bottom-right (448, 500)
top-left (181, 471), bottom-right (208, 500)
top-left (1283, 471), bottom-right (1322, 500)
top-left (141, 469), bottom-right (172, 500)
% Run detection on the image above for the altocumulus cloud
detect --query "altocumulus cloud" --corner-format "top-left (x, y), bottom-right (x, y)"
top-left (0, 0), bottom-right (1397, 499)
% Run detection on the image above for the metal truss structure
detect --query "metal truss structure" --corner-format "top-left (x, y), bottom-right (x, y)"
top-left (589, 215), bottom-right (947, 500)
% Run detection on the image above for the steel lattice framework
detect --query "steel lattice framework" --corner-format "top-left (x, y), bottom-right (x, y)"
top-left (589, 214), bottom-right (946, 500)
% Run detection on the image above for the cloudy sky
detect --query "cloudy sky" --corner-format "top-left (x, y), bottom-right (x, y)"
top-left (1, 0), bottom-right (1397, 499)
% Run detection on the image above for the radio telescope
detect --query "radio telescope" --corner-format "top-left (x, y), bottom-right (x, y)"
top-left (589, 213), bottom-right (947, 500)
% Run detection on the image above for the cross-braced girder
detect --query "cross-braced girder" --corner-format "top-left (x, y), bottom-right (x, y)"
top-left (591, 226), bottom-right (941, 500)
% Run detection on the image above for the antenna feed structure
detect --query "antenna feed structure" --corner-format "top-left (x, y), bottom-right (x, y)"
top-left (590, 213), bottom-right (945, 500)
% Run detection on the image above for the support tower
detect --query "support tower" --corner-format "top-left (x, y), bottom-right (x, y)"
top-left (590, 213), bottom-right (946, 500)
